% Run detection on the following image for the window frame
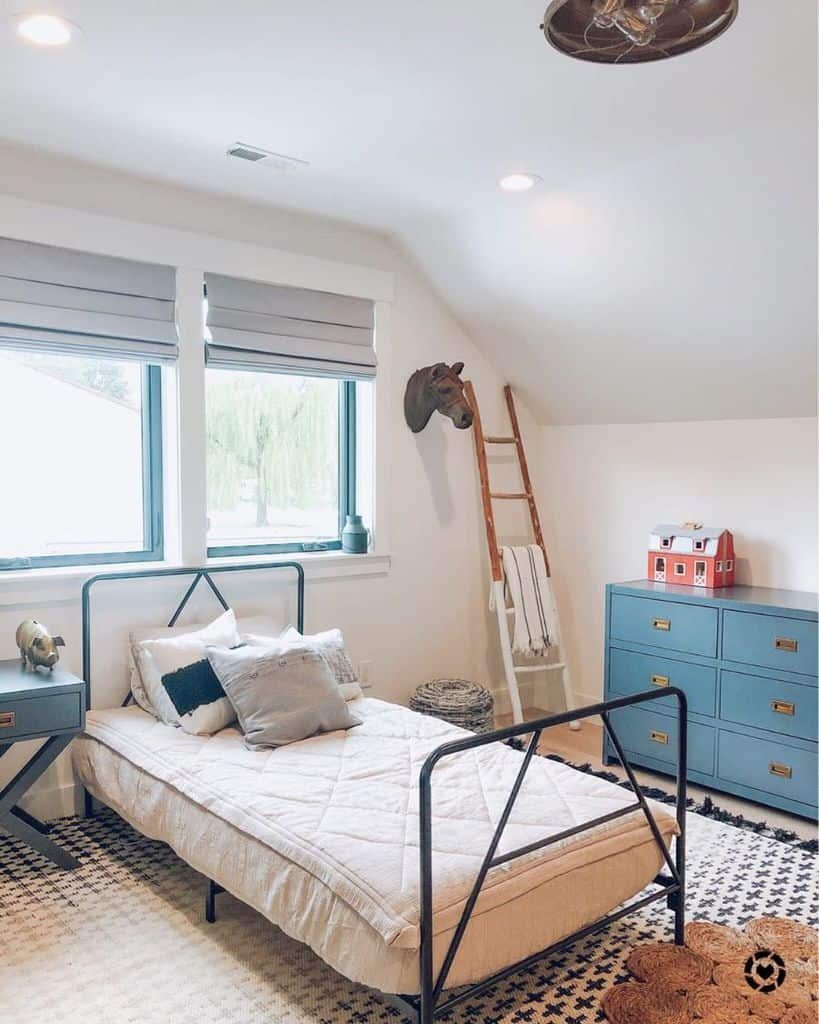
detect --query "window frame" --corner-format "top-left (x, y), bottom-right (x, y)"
top-left (206, 377), bottom-right (357, 558)
top-left (0, 363), bottom-right (164, 571)
top-left (674, 562), bottom-right (686, 576)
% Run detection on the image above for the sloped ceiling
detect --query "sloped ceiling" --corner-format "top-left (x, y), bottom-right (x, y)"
top-left (0, 0), bottom-right (815, 423)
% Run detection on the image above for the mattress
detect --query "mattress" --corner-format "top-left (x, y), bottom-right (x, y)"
top-left (73, 698), bottom-right (679, 994)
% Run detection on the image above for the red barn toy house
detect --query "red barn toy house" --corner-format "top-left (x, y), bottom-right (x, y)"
top-left (648, 523), bottom-right (736, 588)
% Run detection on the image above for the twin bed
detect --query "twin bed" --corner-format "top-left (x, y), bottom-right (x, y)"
top-left (73, 562), bottom-right (687, 1024)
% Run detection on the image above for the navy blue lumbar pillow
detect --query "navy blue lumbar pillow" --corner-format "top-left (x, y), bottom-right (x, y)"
top-left (160, 659), bottom-right (236, 735)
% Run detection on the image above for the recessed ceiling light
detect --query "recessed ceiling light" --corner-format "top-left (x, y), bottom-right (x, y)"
top-left (499, 173), bottom-right (541, 193)
top-left (15, 13), bottom-right (75, 46)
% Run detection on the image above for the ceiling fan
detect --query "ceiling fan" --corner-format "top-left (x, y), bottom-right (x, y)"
top-left (541, 0), bottom-right (738, 64)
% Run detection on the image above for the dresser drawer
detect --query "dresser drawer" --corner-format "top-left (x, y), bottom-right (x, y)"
top-left (609, 648), bottom-right (716, 717)
top-left (720, 671), bottom-right (817, 743)
top-left (0, 692), bottom-right (82, 740)
top-left (610, 594), bottom-right (718, 658)
top-left (609, 706), bottom-right (715, 776)
top-left (723, 610), bottom-right (818, 677)
top-left (718, 730), bottom-right (818, 810)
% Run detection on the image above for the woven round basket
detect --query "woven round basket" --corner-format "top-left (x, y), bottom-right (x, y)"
top-left (686, 921), bottom-right (756, 966)
top-left (689, 984), bottom-right (749, 1021)
top-left (409, 679), bottom-right (494, 733)
top-left (745, 917), bottom-right (819, 963)
top-left (627, 942), bottom-right (713, 992)
top-left (602, 981), bottom-right (692, 1024)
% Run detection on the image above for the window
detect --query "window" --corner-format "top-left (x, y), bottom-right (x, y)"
top-left (695, 560), bottom-right (706, 577)
top-left (206, 369), bottom-right (357, 555)
top-left (655, 557), bottom-right (665, 573)
top-left (716, 560), bottom-right (723, 572)
top-left (694, 539), bottom-right (705, 552)
top-left (0, 350), bottom-right (163, 569)
top-left (674, 563), bottom-right (686, 575)
top-left (660, 537), bottom-right (672, 549)
top-left (725, 559), bottom-right (733, 571)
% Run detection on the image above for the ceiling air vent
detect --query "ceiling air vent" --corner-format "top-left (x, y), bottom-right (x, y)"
top-left (227, 143), bottom-right (308, 170)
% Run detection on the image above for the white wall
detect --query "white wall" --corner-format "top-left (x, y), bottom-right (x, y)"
top-left (0, 155), bottom-right (541, 819)
top-left (538, 418), bottom-right (818, 709)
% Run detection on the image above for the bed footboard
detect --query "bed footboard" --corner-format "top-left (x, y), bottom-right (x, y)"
top-left (395, 687), bottom-right (687, 1024)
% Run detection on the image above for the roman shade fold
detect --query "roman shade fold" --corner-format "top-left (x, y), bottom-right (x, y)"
top-left (204, 272), bottom-right (376, 379)
top-left (0, 238), bottom-right (178, 362)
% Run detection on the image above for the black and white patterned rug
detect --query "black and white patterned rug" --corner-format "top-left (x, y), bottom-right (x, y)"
top-left (0, 809), bottom-right (816, 1023)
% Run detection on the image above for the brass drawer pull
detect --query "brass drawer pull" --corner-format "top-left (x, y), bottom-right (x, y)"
top-left (650, 730), bottom-right (669, 745)
top-left (769, 762), bottom-right (792, 780)
top-left (771, 699), bottom-right (795, 716)
top-left (652, 618), bottom-right (671, 632)
top-left (0, 711), bottom-right (15, 728)
top-left (651, 674), bottom-right (669, 687)
top-left (775, 637), bottom-right (798, 653)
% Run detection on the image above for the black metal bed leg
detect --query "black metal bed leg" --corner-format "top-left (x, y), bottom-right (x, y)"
top-left (83, 787), bottom-right (94, 819)
top-left (205, 879), bottom-right (218, 924)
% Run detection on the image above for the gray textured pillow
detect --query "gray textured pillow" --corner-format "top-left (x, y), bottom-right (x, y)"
top-left (207, 640), bottom-right (360, 749)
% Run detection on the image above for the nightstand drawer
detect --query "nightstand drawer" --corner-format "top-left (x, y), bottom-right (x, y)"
top-left (723, 610), bottom-right (818, 677)
top-left (720, 671), bottom-right (817, 743)
top-left (0, 692), bottom-right (82, 739)
top-left (609, 648), bottom-right (716, 717)
top-left (610, 594), bottom-right (718, 658)
top-left (609, 706), bottom-right (715, 775)
top-left (719, 730), bottom-right (818, 810)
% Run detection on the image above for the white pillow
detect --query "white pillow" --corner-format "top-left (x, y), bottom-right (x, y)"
top-left (128, 613), bottom-right (280, 716)
top-left (280, 626), bottom-right (363, 701)
top-left (131, 609), bottom-right (241, 726)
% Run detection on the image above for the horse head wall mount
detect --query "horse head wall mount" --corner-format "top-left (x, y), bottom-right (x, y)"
top-left (404, 361), bottom-right (474, 433)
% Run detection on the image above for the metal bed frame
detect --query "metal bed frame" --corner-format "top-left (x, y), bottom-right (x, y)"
top-left (80, 562), bottom-right (687, 1024)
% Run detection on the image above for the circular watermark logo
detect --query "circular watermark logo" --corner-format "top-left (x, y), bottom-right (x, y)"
top-left (744, 949), bottom-right (787, 994)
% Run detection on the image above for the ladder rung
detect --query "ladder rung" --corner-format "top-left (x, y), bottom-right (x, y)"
top-left (490, 492), bottom-right (531, 500)
top-left (485, 436), bottom-right (517, 444)
top-left (514, 662), bottom-right (565, 674)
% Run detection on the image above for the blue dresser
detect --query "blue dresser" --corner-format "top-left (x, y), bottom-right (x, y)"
top-left (604, 581), bottom-right (818, 820)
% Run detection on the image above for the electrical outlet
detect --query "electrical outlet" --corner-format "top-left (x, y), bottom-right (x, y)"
top-left (358, 660), bottom-right (374, 689)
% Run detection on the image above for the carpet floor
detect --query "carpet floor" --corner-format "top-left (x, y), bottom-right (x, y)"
top-left (0, 809), bottom-right (816, 1024)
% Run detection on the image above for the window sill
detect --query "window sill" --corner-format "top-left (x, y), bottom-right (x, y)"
top-left (0, 551), bottom-right (390, 607)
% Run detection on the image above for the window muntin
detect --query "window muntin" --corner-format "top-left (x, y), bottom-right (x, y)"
top-left (0, 349), bottom-right (162, 569)
top-left (206, 369), bottom-right (356, 555)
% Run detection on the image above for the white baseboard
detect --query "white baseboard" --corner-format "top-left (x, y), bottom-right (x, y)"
top-left (19, 781), bottom-right (79, 821)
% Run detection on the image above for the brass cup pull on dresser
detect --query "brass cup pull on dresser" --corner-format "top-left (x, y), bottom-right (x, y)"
top-left (0, 711), bottom-right (15, 728)
top-left (775, 637), bottom-right (798, 652)
top-left (650, 674), bottom-right (669, 687)
top-left (769, 762), bottom-right (793, 780)
top-left (771, 700), bottom-right (795, 716)
top-left (650, 729), bottom-right (669, 745)
top-left (652, 617), bottom-right (671, 632)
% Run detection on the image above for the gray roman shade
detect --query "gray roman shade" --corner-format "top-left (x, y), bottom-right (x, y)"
top-left (204, 273), bottom-right (376, 379)
top-left (0, 238), bottom-right (178, 362)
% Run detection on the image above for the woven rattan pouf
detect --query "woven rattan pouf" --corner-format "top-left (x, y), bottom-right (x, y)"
top-left (409, 679), bottom-right (494, 733)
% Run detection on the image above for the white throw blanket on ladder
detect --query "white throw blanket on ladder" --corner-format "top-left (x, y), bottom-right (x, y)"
top-left (493, 545), bottom-right (559, 657)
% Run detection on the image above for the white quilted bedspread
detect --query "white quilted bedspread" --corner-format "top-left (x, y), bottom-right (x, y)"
top-left (83, 698), bottom-right (677, 949)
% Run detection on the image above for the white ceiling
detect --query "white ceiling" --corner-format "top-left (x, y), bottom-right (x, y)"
top-left (0, 0), bottom-right (815, 423)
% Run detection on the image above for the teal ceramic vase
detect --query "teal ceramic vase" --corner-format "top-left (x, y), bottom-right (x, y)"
top-left (341, 514), bottom-right (369, 554)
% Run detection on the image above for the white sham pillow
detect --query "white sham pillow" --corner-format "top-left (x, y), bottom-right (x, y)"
top-left (128, 613), bottom-right (280, 716)
top-left (131, 609), bottom-right (241, 726)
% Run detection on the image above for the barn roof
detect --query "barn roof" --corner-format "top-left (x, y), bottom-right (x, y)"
top-left (652, 525), bottom-right (728, 541)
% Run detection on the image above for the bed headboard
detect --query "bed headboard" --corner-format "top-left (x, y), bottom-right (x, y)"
top-left (81, 561), bottom-right (304, 711)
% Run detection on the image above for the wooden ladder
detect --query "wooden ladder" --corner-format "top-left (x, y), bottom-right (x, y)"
top-left (464, 381), bottom-right (578, 729)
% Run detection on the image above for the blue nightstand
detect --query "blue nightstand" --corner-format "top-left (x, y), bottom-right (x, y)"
top-left (0, 658), bottom-right (86, 868)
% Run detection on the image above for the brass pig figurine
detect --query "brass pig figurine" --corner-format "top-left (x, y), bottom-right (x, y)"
top-left (16, 619), bottom-right (65, 671)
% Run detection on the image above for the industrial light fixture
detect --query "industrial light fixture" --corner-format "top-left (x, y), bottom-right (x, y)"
top-left (15, 12), bottom-right (76, 46)
top-left (541, 0), bottom-right (738, 64)
top-left (499, 173), bottom-right (541, 193)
